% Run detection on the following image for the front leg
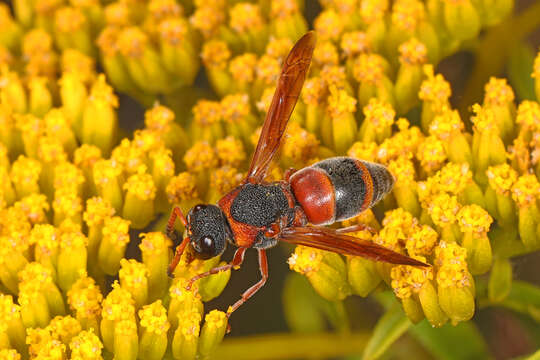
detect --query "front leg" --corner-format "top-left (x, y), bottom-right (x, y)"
top-left (185, 247), bottom-right (247, 290)
top-left (227, 249), bottom-right (268, 316)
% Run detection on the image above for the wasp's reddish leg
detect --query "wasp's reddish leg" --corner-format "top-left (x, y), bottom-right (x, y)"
top-left (167, 207), bottom-right (190, 278)
top-left (336, 223), bottom-right (377, 234)
top-left (227, 249), bottom-right (268, 317)
top-left (284, 168), bottom-right (297, 182)
top-left (185, 247), bottom-right (247, 290)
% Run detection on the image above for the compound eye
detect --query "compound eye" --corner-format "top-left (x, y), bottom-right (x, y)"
top-left (193, 204), bottom-right (205, 212)
top-left (198, 235), bottom-right (216, 258)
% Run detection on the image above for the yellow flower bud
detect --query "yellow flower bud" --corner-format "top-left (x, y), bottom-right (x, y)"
top-left (67, 274), bottom-right (103, 333)
top-left (140, 232), bottom-right (172, 301)
top-left (172, 311), bottom-right (200, 360)
top-left (198, 310), bottom-right (228, 358)
top-left (114, 319), bottom-right (138, 360)
top-left (122, 172), bottom-right (156, 229)
top-left (57, 229), bottom-right (87, 292)
top-left (138, 300), bottom-right (170, 360)
top-left (69, 329), bottom-right (103, 360)
top-left (119, 259), bottom-right (148, 309)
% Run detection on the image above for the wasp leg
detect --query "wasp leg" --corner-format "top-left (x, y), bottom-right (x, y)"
top-left (166, 206), bottom-right (188, 241)
top-left (227, 249), bottom-right (268, 317)
top-left (185, 247), bottom-right (247, 290)
top-left (284, 168), bottom-right (297, 182)
top-left (336, 223), bottom-right (377, 234)
top-left (168, 236), bottom-right (190, 278)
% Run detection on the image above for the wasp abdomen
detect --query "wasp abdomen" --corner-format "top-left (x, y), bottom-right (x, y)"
top-left (290, 157), bottom-right (394, 225)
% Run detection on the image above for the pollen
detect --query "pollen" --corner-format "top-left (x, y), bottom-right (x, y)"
top-left (166, 172), bottom-right (199, 203)
top-left (101, 281), bottom-right (135, 321)
top-left (74, 144), bottom-right (102, 169)
top-left (184, 141), bottom-right (218, 172)
top-left (48, 315), bottom-right (82, 344)
top-left (313, 41), bottom-right (339, 67)
top-left (115, 319), bottom-right (137, 337)
top-left (53, 188), bottom-right (83, 218)
top-left (486, 163), bottom-right (518, 195)
top-left (22, 29), bottom-right (53, 57)
top-left (437, 162), bottom-right (472, 195)
top-left (9, 157), bottom-right (40, 190)
top-left (54, 162), bottom-right (85, 191)
top-left (96, 26), bottom-right (121, 57)
top-left (457, 204), bottom-right (493, 235)
top-left (216, 137), bottom-right (245, 169)
top-left (363, 98), bottom-right (395, 130)
top-left (314, 9), bottom-right (343, 41)
top-left (210, 166), bottom-right (243, 195)
top-left (271, 0), bottom-right (299, 18)
top-left (327, 86), bottom-right (357, 118)
top-left (387, 156), bottom-right (416, 184)
top-left (14, 193), bottom-right (50, 224)
top-left (55, 6), bottom-right (86, 33)
top-left (419, 65), bottom-right (452, 104)
top-left (320, 66), bottom-right (347, 89)
top-left (483, 77), bottom-right (515, 106)
top-left (417, 135), bottom-right (447, 174)
top-left (265, 37), bottom-right (294, 60)
top-left (229, 54), bottom-right (257, 83)
top-left (205, 309), bottom-right (227, 330)
top-left (471, 103), bottom-right (497, 132)
top-left (360, 0), bottom-right (387, 23)
top-left (93, 159), bottom-right (123, 186)
top-left (14, 113), bottom-right (42, 138)
top-left (391, 0), bottom-right (424, 31)
top-left (102, 216), bottom-right (130, 246)
top-left (193, 100), bottom-right (222, 126)
top-left (201, 40), bottom-right (230, 69)
top-left (398, 38), bottom-right (427, 65)
top-left (61, 50), bottom-right (96, 84)
top-left (149, 0), bottom-right (183, 21)
top-left (104, 2), bottom-right (130, 26)
top-left (341, 31), bottom-right (370, 57)
top-left (256, 55), bottom-right (281, 85)
top-left (60, 227), bottom-right (87, 250)
top-left (434, 241), bottom-right (470, 288)
top-left (169, 277), bottom-right (200, 302)
top-left (124, 173), bottom-right (157, 201)
top-left (229, 3), bottom-right (263, 33)
top-left (511, 174), bottom-right (540, 207)
top-left (145, 104), bottom-right (175, 131)
top-left (89, 74), bottom-right (118, 108)
top-left (288, 246), bottom-right (323, 274)
top-left (179, 311), bottom-right (201, 340)
top-left (38, 136), bottom-right (67, 163)
top-left (429, 108), bottom-right (464, 140)
top-left (67, 274), bottom-right (103, 319)
top-left (407, 225), bottom-right (438, 256)
top-left (139, 300), bottom-right (170, 335)
top-left (83, 197), bottom-right (115, 228)
top-left (190, 6), bottom-right (225, 39)
top-left (282, 123), bottom-right (320, 164)
top-left (0, 349), bottom-right (20, 359)
top-left (139, 232), bottom-right (171, 256)
top-left (118, 27), bottom-right (148, 59)
top-left (0, 294), bottom-right (21, 323)
top-left (112, 139), bottom-right (146, 175)
top-left (30, 224), bottom-right (58, 256)
top-left (119, 259), bottom-right (148, 290)
top-left (302, 77), bottom-right (327, 105)
top-left (69, 329), bottom-right (103, 360)
top-left (516, 100), bottom-right (540, 132)
top-left (150, 147), bottom-right (175, 177)
top-left (159, 18), bottom-right (189, 45)
top-left (391, 256), bottom-right (433, 299)
top-left (427, 193), bottom-right (460, 227)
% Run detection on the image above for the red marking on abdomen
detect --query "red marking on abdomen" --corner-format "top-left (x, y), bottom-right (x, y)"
top-left (290, 167), bottom-right (335, 225)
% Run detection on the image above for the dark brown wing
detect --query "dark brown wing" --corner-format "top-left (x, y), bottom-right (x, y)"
top-left (245, 32), bottom-right (316, 184)
top-left (281, 226), bottom-right (429, 267)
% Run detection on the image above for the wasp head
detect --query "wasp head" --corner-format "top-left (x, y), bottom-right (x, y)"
top-left (186, 204), bottom-right (231, 260)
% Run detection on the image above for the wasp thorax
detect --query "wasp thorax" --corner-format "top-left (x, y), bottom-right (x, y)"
top-left (187, 204), bottom-right (231, 259)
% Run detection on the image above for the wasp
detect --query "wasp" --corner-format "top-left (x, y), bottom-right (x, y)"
top-left (167, 31), bottom-right (427, 319)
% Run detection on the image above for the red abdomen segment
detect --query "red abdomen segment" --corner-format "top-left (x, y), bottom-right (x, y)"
top-left (289, 157), bottom-right (394, 225)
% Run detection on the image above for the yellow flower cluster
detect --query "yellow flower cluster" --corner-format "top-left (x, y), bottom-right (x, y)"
top-left (0, 0), bottom-right (539, 358)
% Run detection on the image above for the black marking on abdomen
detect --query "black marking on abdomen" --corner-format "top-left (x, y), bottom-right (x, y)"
top-left (230, 183), bottom-right (290, 227)
top-left (313, 157), bottom-right (366, 221)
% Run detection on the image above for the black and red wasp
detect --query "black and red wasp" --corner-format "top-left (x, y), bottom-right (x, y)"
top-left (166, 31), bottom-right (427, 319)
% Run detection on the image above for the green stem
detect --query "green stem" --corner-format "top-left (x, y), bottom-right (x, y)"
top-left (459, 1), bottom-right (540, 113)
top-left (211, 332), bottom-right (370, 360)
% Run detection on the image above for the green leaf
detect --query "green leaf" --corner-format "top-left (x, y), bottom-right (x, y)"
top-left (500, 281), bottom-right (540, 323)
top-left (409, 320), bottom-right (490, 360)
top-left (507, 42), bottom-right (536, 101)
top-left (362, 306), bottom-right (411, 360)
